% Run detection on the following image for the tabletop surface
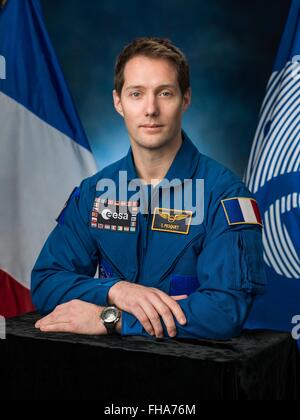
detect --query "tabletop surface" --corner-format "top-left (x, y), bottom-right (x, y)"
top-left (4, 312), bottom-right (293, 364)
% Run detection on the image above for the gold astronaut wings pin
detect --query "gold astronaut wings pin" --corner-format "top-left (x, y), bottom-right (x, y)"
top-left (151, 207), bottom-right (192, 234)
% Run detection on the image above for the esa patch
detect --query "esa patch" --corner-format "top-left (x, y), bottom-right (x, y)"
top-left (221, 197), bottom-right (262, 226)
top-left (151, 207), bottom-right (192, 234)
top-left (90, 198), bottom-right (138, 233)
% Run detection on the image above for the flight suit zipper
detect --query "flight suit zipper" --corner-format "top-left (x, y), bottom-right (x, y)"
top-left (137, 184), bottom-right (153, 282)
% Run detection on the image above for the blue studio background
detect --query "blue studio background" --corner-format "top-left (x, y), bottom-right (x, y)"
top-left (40, 0), bottom-right (291, 178)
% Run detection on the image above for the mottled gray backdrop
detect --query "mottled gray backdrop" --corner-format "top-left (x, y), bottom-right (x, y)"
top-left (40, 0), bottom-right (291, 177)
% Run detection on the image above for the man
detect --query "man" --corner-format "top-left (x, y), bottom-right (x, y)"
top-left (31, 37), bottom-right (266, 339)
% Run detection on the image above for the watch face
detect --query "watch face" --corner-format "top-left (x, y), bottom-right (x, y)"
top-left (103, 308), bottom-right (117, 323)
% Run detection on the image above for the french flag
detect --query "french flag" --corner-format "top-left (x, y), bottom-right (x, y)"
top-left (0, 0), bottom-right (97, 317)
top-left (222, 198), bottom-right (263, 226)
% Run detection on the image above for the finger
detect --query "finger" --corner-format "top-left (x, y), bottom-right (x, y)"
top-left (132, 305), bottom-right (155, 336)
top-left (36, 313), bottom-right (70, 327)
top-left (142, 300), bottom-right (165, 338)
top-left (171, 294), bottom-right (188, 301)
top-left (38, 322), bottom-right (71, 333)
top-left (36, 314), bottom-right (57, 327)
top-left (35, 319), bottom-right (42, 328)
top-left (154, 290), bottom-right (187, 325)
top-left (35, 304), bottom-right (66, 327)
top-left (35, 314), bottom-right (54, 328)
top-left (148, 295), bottom-right (177, 337)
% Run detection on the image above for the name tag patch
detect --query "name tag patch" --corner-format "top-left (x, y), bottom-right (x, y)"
top-left (90, 198), bottom-right (138, 233)
top-left (151, 207), bottom-right (192, 235)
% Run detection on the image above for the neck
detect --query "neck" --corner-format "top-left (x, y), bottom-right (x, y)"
top-left (130, 131), bottom-right (183, 185)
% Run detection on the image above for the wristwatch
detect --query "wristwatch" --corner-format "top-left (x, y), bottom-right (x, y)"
top-left (100, 306), bottom-right (121, 335)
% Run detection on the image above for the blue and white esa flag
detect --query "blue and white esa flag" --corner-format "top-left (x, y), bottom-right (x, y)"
top-left (244, 0), bottom-right (300, 334)
top-left (0, 0), bottom-right (97, 316)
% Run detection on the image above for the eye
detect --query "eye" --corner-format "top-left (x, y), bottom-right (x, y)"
top-left (160, 91), bottom-right (173, 97)
top-left (130, 91), bottom-right (141, 98)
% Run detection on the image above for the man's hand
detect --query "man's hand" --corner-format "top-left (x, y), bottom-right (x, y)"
top-left (108, 281), bottom-right (187, 338)
top-left (35, 300), bottom-right (109, 335)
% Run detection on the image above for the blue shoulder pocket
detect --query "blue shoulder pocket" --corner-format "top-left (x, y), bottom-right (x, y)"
top-left (228, 229), bottom-right (266, 294)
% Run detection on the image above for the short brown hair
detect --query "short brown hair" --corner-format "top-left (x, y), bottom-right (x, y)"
top-left (114, 37), bottom-right (190, 96)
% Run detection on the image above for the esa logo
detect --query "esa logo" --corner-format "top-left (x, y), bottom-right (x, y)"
top-left (101, 208), bottom-right (128, 220)
top-left (291, 315), bottom-right (300, 340)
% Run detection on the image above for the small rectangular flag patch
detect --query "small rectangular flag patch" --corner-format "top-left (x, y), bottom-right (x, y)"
top-left (221, 197), bottom-right (262, 226)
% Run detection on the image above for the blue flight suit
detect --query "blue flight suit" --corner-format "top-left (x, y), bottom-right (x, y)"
top-left (31, 131), bottom-right (266, 340)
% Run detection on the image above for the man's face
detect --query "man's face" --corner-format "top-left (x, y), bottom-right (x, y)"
top-left (113, 55), bottom-right (191, 150)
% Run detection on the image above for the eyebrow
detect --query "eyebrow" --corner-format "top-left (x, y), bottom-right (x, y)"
top-left (125, 84), bottom-right (177, 91)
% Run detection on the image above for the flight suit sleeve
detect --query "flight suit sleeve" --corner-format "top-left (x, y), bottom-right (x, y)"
top-left (31, 179), bottom-right (122, 315)
top-left (121, 176), bottom-right (266, 340)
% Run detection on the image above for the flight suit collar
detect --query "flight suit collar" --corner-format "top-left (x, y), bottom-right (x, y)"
top-left (124, 130), bottom-right (201, 184)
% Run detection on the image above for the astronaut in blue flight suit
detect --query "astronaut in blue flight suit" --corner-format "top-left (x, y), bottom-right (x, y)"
top-left (32, 37), bottom-right (266, 339)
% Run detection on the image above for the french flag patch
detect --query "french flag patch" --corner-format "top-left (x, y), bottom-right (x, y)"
top-left (221, 197), bottom-right (262, 226)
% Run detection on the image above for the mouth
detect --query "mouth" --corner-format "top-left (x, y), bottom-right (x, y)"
top-left (140, 124), bottom-right (164, 131)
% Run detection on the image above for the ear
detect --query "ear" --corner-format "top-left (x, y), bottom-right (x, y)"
top-left (113, 89), bottom-right (124, 117)
top-left (182, 87), bottom-right (192, 112)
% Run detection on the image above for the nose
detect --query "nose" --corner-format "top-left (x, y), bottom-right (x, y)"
top-left (144, 92), bottom-right (159, 118)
